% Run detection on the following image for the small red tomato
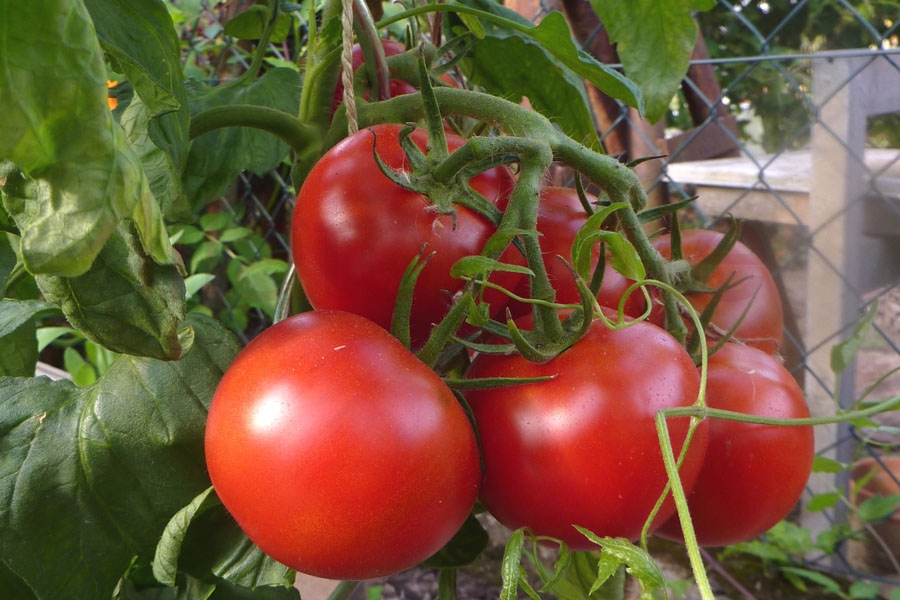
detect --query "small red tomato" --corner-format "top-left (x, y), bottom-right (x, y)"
top-left (652, 229), bottom-right (784, 354)
top-left (655, 342), bottom-right (813, 547)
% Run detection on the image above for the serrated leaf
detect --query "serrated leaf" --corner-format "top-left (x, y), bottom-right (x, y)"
top-left (571, 530), bottom-right (664, 591)
top-left (590, 0), bottom-right (714, 123)
top-left (455, 0), bottom-right (638, 147)
top-left (183, 68), bottom-right (301, 209)
top-left (0, 1), bottom-right (181, 276)
top-left (0, 314), bottom-right (240, 600)
top-left (35, 222), bottom-right (187, 360)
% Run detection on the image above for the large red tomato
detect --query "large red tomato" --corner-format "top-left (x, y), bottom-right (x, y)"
top-left (506, 187), bottom-right (645, 319)
top-left (464, 318), bottom-right (708, 548)
top-left (652, 229), bottom-right (784, 354)
top-left (204, 310), bottom-right (482, 580)
top-left (292, 124), bottom-right (517, 347)
top-left (655, 342), bottom-right (813, 547)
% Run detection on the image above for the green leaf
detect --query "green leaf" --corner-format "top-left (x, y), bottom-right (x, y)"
top-left (0, 314), bottom-right (241, 600)
top-left (857, 493), bottom-right (900, 523)
top-left (84, 0), bottom-right (191, 221)
top-left (806, 492), bottom-right (840, 512)
top-left (0, 563), bottom-right (36, 600)
top-left (183, 68), bottom-right (302, 209)
top-left (154, 487), bottom-right (219, 586)
top-left (778, 567), bottom-right (844, 596)
top-left (422, 514), bottom-right (490, 568)
top-left (850, 581), bottom-right (882, 599)
top-left (121, 95), bottom-right (192, 223)
top-left (0, 1), bottom-right (181, 276)
top-left (812, 456), bottom-right (846, 474)
top-left (185, 274), bottom-right (217, 300)
top-left (36, 222), bottom-right (187, 360)
top-left (455, 1), bottom-right (639, 147)
top-left (0, 298), bottom-right (56, 376)
top-left (0, 316), bottom-right (38, 377)
top-left (590, 0), bottom-right (714, 123)
top-left (224, 5), bottom-right (293, 43)
top-left (571, 531), bottom-right (665, 593)
top-left (0, 232), bottom-right (16, 293)
top-left (831, 301), bottom-right (879, 375)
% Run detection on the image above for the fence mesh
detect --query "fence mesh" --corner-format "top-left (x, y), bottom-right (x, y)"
top-left (177, 0), bottom-right (900, 593)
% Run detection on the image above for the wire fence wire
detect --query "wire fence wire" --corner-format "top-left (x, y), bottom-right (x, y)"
top-left (187, 0), bottom-right (900, 592)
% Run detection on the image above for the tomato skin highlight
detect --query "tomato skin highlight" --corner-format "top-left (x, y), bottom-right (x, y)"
top-left (204, 310), bottom-right (482, 580)
top-left (655, 342), bottom-right (814, 547)
top-left (651, 229), bottom-right (784, 354)
top-left (292, 124), bottom-right (516, 347)
top-left (464, 319), bottom-right (708, 548)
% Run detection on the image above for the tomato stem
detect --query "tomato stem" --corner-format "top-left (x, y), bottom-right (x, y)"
top-left (188, 104), bottom-right (318, 152)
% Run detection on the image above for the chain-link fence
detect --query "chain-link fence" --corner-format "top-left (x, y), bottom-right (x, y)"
top-left (185, 0), bottom-right (900, 592)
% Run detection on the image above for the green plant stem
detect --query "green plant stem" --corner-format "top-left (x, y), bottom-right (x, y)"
top-left (656, 412), bottom-right (715, 600)
top-left (352, 0), bottom-right (390, 102)
top-left (437, 568), bottom-right (458, 600)
top-left (188, 104), bottom-right (319, 152)
top-left (243, 0), bottom-right (280, 81)
top-left (326, 580), bottom-right (359, 600)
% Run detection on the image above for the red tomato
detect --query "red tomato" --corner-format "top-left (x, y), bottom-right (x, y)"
top-left (292, 124), bottom-right (517, 347)
top-left (652, 229), bottom-right (784, 354)
top-left (204, 310), bottom-right (482, 579)
top-left (464, 318), bottom-right (708, 548)
top-left (655, 342), bottom-right (813, 547)
top-left (332, 39), bottom-right (456, 113)
top-left (506, 187), bottom-right (644, 319)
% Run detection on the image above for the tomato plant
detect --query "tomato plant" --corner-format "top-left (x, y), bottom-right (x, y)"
top-left (464, 318), bottom-right (708, 548)
top-left (505, 186), bottom-right (644, 319)
top-left (652, 229), bottom-right (784, 354)
top-left (655, 342), bottom-right (814, 547)
top-left (205, 310), bottom-right (481, 580)
top-left (292, 123), bottom-right (517, 347)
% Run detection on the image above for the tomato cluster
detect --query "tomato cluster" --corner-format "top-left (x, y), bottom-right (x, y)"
top-left (204, 122), bottom-right (814, 581)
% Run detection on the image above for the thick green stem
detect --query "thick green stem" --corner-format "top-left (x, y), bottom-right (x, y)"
top-left (188, 104), bottom-right (319, 155)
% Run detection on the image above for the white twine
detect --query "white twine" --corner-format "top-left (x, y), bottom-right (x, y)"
top-left (340, 0), bottom-right (358, 134)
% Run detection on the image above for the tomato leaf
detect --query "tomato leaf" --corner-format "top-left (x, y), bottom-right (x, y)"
top-left (0, 298), bottom-right (56, 376)
top-left (35, 222), bottom-right (187, 360)
top-left (0, 1), bottom-right (181, 277)
top-left (831, 300), bottom-right (879, 376)
top-left (0, 314), bottom-right (240, 600)
top-left (183, 68), bottom-right (301, 210)
top-left (452, 1), bottom-right (625, 148)
top-left (806, 492), bottom-right (841, 512)
top-left (571, 530), bottom-right (665, 595)
top-left (589, 0), bottom-right (715, 123)
top-left (224, 5), bottom-right (293, 43)
top-left (84, 0), bottom-right (191, 222)
top-left (857, 493), bottom-right (900, 523)
top-left (154, 487), bottom-right (220, 586)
